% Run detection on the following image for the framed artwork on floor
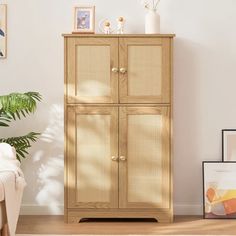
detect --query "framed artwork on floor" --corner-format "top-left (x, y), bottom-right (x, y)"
top-left (222, 129), bottom-right (236, 161)
top-left (203, 161), bottom-right (236, 219)
top-left (0, 4), bottom-right (7, 59)
top-left (73, 6), bottom-right (95, 33)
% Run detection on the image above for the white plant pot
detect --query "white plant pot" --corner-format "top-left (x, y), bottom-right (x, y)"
top-left (145, 10), bottom-right (160, 34)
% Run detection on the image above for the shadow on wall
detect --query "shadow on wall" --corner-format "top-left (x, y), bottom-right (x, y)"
top-left (33, 104), bottom-right (64, 214)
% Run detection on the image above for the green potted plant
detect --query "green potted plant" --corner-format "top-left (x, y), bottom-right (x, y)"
top-left (0, 92), bottom-right (42, 161)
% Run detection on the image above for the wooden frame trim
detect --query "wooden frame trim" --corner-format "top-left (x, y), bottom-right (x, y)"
top-left (64, 37), bottom-right (68, 222)
top-left (63, 34), bottom-right (176, 38)
top-left (169, 37), bottom-right (174, 220)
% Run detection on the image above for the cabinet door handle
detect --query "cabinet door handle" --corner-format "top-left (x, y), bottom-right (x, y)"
top-left (119, 68), bottom-right (127, 74)
top-left (111, 156), bottom-right (118, 161)
top-left (112, 67), bottom-right (119, 73)
top-left (119, 156), bottom-right (126, 161)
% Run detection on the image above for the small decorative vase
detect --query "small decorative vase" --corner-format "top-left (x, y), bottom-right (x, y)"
top-left (145, 10), bottom-right (160, 34)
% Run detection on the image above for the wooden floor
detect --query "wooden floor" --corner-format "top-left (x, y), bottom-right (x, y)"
top-left (16, 215), bottom-right (236, 235)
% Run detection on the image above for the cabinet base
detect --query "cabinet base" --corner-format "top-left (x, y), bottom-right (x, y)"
top-left (65, 209), bottom-right (173, 223)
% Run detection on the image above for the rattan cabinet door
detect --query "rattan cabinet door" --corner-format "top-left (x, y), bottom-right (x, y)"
top-left (119, 106), bottom-right (171, 209)
top-left (119, 38), bottom-right (171, 104)
top-left (66, 38), bottom-right (118, 103)
top-left (66, 106), bottom-right (119, 208)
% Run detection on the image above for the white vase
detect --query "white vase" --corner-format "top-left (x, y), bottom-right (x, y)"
top-left (145, 10), bottom-right (160, 34)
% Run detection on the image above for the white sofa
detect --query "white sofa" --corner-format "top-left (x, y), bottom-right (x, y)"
top-left (0, 143), bottom-right (26, 236)
top-left (0, 180), bottom-right (8, 236)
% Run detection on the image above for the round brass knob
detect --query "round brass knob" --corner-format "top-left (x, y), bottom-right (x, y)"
top-left (119, 68), bottom-right (127, 74)
top-left (112, 68), bottom-right (119, 73)
top-left (111, 156), bottom-right (118, 161)
top-left (119, 156), bottom-right (126, 161)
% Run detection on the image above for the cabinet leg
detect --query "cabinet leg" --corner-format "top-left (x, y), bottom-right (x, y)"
top-left (155, 216), bottom-right (173, 223)
top-left (2, 224), bottom-right (8, 236)
top-left (76, 218), bottom-right (82, 223)
top-left (68, 216), bottom-right (83, 224)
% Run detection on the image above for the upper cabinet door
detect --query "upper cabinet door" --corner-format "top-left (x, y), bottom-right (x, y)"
top-left (66, 38), bottom-right (118, 103)
top-left (119, 38), bottom-right (171, 104)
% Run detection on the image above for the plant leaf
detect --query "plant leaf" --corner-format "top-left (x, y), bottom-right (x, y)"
top-left (0, 132), bottom-right (40, 162)
top-left (0, 92), bottom-right (42, 127)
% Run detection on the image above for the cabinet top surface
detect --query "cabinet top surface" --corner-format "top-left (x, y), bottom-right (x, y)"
top-left (62, 33), bottom-right (175, 38)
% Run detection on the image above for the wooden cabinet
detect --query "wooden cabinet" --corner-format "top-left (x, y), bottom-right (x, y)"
top-left (64, 34), bottom-right (174, 223)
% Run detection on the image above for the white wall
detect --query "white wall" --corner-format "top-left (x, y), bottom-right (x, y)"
top-left (1, 0), bottom-right (236, 215)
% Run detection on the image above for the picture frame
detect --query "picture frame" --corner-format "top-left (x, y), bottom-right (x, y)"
top-left (203, 161), bottom-right (236, 219)
top-left (222, 129), bottom-right (236, 161)
top-left (73, 6), bottom-right (95, 34)
top-left (0, 4), bottom-right (7, 59)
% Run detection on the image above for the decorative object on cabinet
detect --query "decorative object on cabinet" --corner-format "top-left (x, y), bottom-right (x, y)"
top-left (98, 19), bottom-right (114, 34)
top-left (203, 161), bottom-right (236, 219)
top-left (141, 0), bottom-right (161, 33)
top-left (222, 129), bottom-right (236, 161)
top-left (73, 6), bottom-right (95, 33)
top-left (117, 17), bottom-right (125, 34)
top-left (0, 4), bottom-right (7, 58)
top-left (63, 33), bottom-right (175, 223)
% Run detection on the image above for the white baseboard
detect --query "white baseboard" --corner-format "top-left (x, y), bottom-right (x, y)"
top-left (174, 204), bottom-right (202, 215)
top-left (20, 204), bottom-right (202, 216)
top-left (20, 204), bottom-right (64, 215)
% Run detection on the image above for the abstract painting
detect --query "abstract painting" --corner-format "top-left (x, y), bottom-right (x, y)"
top-left (74, 6), bottom-right (95, 33)
top-left (0, 4), bottom-right (7, 59)
top-left (203, 162), bottom-right (236, 219)
top-left (222, 129), bottom-right (236, 161)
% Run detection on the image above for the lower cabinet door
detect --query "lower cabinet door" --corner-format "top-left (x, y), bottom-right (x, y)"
top-left (119, 106), bottom-right (171, 209)
top-left (66, 106), bottom-right (119, 208)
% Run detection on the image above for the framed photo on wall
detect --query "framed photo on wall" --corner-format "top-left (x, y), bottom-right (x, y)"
top-left (0, 4), bottom-right (7, 59)
top-left (203, 161), bottom-right (236, 219)
top-left (73, 6), bottom-right (95, 33)
top-left (222, 129), bottom-right (236, 161)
